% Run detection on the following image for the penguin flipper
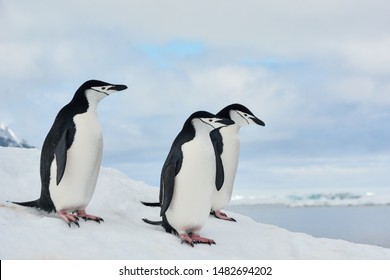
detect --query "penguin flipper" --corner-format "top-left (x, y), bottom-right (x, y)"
top-left (54, 129), bottom-right (69, 185)
top-left (160, 163), bottom-right (176, 216)
top-left (210, 129), bottom-right (224, 156)
top-left (214, 151), bottom-right (224, 191)
top-left (160, 148), bottom-right (182, 216)
top-left (210, 129), bottom-right (224, 191)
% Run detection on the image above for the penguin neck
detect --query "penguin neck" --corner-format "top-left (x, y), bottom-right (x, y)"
top-left (220, 124), bottom-right (240, 140)
top-left (228, 123), bottom-right (240, 132)
top-left (195, 127), bottom-right (214, 138)
top-left (85, 99), bottom-right (100, 115)
top-left (85, 90), bottom-right (105, 113)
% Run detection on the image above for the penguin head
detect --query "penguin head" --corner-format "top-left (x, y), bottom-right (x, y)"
top-left (75, 80), bottom-right (128, 105)
top-left (189, 111), bottom-right (235, 132)
top-left (218, 103), bottom-right (265, 127)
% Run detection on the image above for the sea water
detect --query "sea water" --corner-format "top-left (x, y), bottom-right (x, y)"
top-left (227, 204), bottom-right (390, 248)
top-left (226, 188), bottom-right (390, 248)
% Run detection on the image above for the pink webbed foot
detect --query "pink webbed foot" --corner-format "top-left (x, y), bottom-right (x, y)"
top-left (179, 233), bottom-right (216, 247)
top-left (179, 234), bottom-right (195, 247)
top-left (191, 234), bottom-right (216, 245)
top-left (58, 211), bottom-right (79, 227)
top-left (212, 210), bottom-right (237, 222)
top-left (75, 210), bottom-right (104, 223)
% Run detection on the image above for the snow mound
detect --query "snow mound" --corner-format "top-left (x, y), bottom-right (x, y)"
top-left (1, 147), bottom-right (389, 259)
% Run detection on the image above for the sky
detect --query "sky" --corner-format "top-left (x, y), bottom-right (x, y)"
top-left (1, 0), bottom-right (389, 193)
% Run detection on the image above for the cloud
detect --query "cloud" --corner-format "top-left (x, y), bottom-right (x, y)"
top-left (235, 154), bottom-right (390, 191)
top-left (341, 38), bottom-right (390, 76)
top-left (328, 76), bottom-right (390, 106)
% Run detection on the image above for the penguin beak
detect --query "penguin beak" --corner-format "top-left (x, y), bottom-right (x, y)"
top-left (251, 116), bottom-right (265, 126)
top-left (91, 84), bottom-right (128, 96)
top-left (108, 84), bottom-right (128, 92)
top-left (217, 118), bottom-right (235, 126)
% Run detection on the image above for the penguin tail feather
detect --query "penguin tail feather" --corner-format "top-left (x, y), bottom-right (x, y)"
top-left (141, 201), bottom-right (161, 207)
top-left (11, 199), bottom-right (40, 209)
top-left (142, 218), bottom-right (163, 226)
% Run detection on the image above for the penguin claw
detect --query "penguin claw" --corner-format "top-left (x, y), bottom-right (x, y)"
top-left (75, 210), bottom-right (104, 223)
top-left (181, 240), bottom-right (195, 247)
top-left (191, 234), bottom-right (216, 245)
top-left (179, 234), bottom-right (195, 247)
top-left (213, 210), bottom-right (236, 222)
top-left (59, 211), bottom-right (80, 227)
top-left (93, 217), bottom-right (104, 223)
top-left (91, 217), bottom-right (104, 223)
top-left (67, 222), bottom-right (79, 228)
top-left (83, 216), bottom-right (103, 223)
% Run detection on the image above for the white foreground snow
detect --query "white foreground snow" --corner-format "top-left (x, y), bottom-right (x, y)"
top-left (1, 147), bottom-right (389, 260)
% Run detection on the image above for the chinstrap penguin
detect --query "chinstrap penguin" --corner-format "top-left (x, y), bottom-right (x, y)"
top-left (143, 111), bottom-right (234, 246)
top-left (141, 104), bottom-right (265, 222)
top-left (13, 80), bottom-right (127, 227)
top-left (211, 103), bottom-right (264, 221)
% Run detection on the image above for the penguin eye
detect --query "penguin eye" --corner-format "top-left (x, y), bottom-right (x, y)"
top-left (209, 119), bottom-right (213, 122)
top-left (101, 87), bottom-right (106, 90)
top-left (244, 113), bottom-right (248, 117)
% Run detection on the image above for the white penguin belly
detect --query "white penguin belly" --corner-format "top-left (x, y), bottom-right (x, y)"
top-left (49, 112), bottom-right (103, 212)
top-left (165, 139), bottom-right (215, 235)
top-left (212, 126), bottom-right (240, 211)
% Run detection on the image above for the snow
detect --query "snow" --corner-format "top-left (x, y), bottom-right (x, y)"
top-left (1, 147), bottom-right (390, 260)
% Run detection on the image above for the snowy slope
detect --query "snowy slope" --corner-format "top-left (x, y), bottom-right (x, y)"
top-left (0, 122), bottom-right (34, 148)
top-left (1, 147), bottom-right (390, 260)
